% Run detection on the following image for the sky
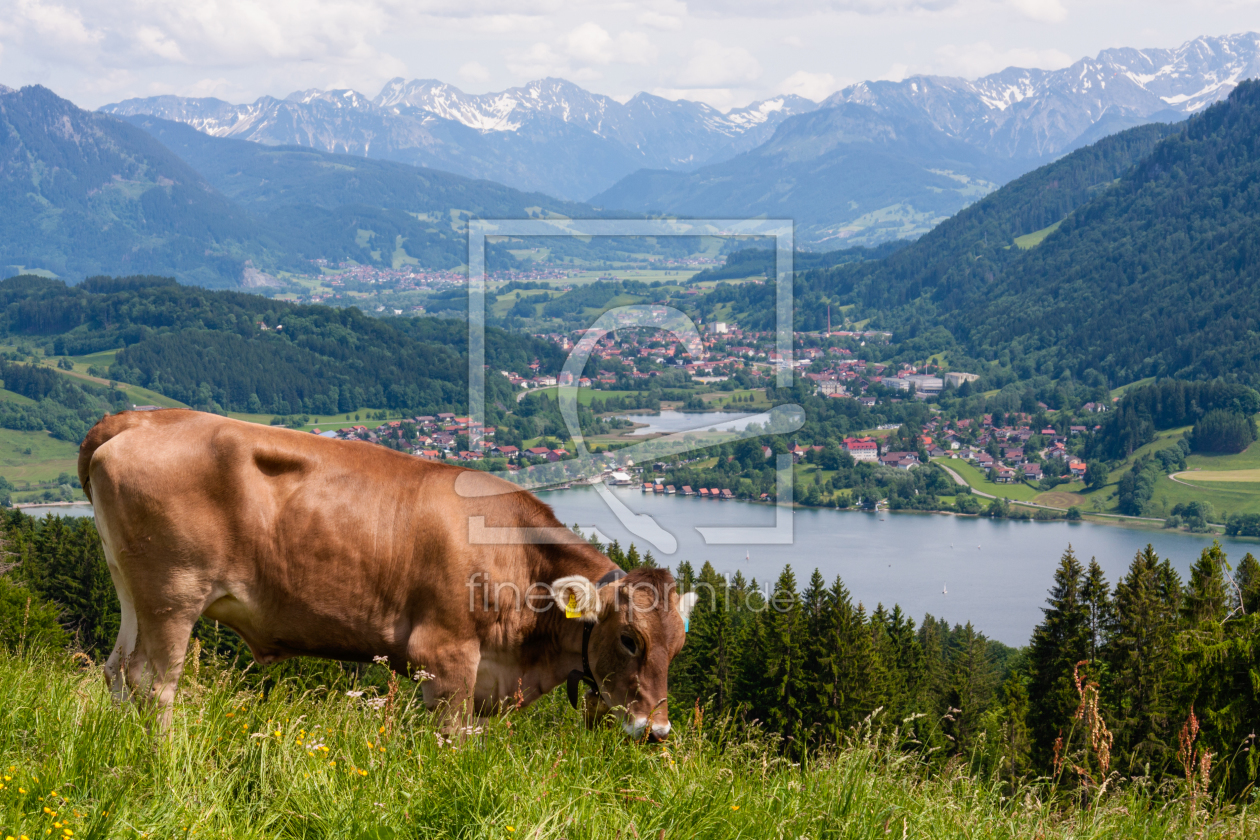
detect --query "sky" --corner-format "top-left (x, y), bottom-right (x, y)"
top-left (2, 0), bottom-right (1260, 111)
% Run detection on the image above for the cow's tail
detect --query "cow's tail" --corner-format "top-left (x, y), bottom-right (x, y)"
top-left (78, 413), bottom-right (123, 505)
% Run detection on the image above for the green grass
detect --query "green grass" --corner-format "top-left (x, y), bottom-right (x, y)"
top-left (1013, 220), bottom-right (1062, 249)
top-left (697, 389), bottom-right (768, 409)
top-left (0, 388), bottom-right (36, 406)
top-left (1151, 475), bottom-right (1260, 519)
top-left (0, 649), bottom-right (1252, 840)
top-left (535, 388), bottom-right (648, 407)
top-left (0, 429), bottom-right (80, 483)
top-left (1185, 440), bottom-right (1260, 472)
top-left (225, 413), bottom-right (420, 433)
top-left (934, 458), bottom-right (1041, 501)
top-left (1110, 377), bottom-right (1156, 400)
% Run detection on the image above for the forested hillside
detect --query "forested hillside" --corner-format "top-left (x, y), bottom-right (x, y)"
top-left (813, 80), bottom-right (1260, 387)
top-left (0, 274), bottom-right (560, 427)
top-left (693, 119), bottom-right (1177, 334)
top-left (0, 86), bottom-right (275, 286)
top-left (123, 115), bottom-right (632, 271)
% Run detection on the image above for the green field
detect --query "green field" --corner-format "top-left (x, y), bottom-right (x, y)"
top-left (0, 649), bottom-right (1246, 840)
top-left (226, 413), bottom-right (423, 433)
top-left (0, 388), bottom-right (36, 406)
top-left (535, 387), bottom-right (648, 407)
top-left (1013, 219), bottom-right (1062, 249)
top-left (1109, 377), bottom-right (1157, 400)
top-left (934, 458), bottom-right (1041, 501)
top-left (1151, 475), bottom-right (1260, 519)
top-left (698, 389), bottom-right (769, 409)
top-left (0, 428), bottom-right (81, 483)
top-left (1177, 470), bottom-right (1260, 483)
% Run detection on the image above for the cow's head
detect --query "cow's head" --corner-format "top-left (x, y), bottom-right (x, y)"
top-left (553, 568), bottom-right (698, 741)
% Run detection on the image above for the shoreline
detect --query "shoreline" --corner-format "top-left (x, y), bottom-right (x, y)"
top-left (591, 481), bottom-right (1247, 539)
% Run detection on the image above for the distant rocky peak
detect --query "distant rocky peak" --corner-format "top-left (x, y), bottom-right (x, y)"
top-left (285, 88), bottom-right (374, 109)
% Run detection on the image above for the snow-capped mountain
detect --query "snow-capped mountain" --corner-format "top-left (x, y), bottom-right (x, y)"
top-left (102, 78), bottom-right (815, 200)
top-left (592, 32), bottom-right (1260, 246)
top-left (826, 33), bottom-right (1260, 161)
top-left (100, 33), bottom-right (1260, 223)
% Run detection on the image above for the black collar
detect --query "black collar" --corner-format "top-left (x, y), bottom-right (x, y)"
top-left (566, 567), bottom-right (626, 708)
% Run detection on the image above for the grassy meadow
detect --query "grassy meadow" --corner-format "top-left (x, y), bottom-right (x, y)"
top-left (0, 648), bottom-right (1255, 840)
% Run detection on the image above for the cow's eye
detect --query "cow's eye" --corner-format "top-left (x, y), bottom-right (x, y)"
top-left (620, 634), bottom-right (639, 656)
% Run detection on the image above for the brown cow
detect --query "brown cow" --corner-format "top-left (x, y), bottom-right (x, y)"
top-left (78, 409), bottom-right (697, 739)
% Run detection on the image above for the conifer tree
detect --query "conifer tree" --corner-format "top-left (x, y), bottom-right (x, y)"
top-left (1182, 541), bottom-right (1228, 625)
top-left (998, 671), bottom-right (1032, 786)
top-left (754, 567), bottom-right (807, 752)
top-left (871, 604), bottom-right (926, 726)
top-left (1235, 552), bottom-right (1260, 614)
top-left (1082, 558), bottom-right (1111, 661)
top-left (1027, 546), bottom-right (1090, 764)
top-left (945, 622), bottom-right (997, 755)
top-left (1105, 545), bottom-right (1183, 773)
top-left (672, 562), bottom-right (741, 714)
top-left (606, 540), bottom-right (627, 569)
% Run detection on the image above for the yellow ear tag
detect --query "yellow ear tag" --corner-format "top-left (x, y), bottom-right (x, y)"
top-left (565, 593), bottom-right (582, 619)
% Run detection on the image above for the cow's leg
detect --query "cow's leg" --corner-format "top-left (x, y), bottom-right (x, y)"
top-left (126, 608), bottom-right (199, 730)
top-left (101, 548), bottom-right (138, 701)
top-left (408, 628), bottom-right (482, 740)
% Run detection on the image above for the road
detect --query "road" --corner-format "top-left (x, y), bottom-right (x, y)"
top-left (936, 461), bottom-right (1170, 523)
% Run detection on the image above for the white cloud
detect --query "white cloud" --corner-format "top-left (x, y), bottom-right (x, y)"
top-left (506, 42), bottom-right (570, 78)
top-left (686, 0), bottom-right (961, 17)
top-left (507, 22), bottom-right (656, 77)
top-left (878, 63), bottom-right (910, 82)
top-left (565, 22), bottom-right (617, 63)
top-left (778, 70), bottom-right (841, 101)
top-left (933, 42), bottom-right (1074, 77)
top-left (459, 61), bottom-right (491, 82)
top-left (675, 40), bottom-right (762, 88)
top-left (1009, 0), bottom-right (1068, 24)
top-left (563, 23), bottom-right (656, 65)
top-left (638, 11), bottom-right (682, 30)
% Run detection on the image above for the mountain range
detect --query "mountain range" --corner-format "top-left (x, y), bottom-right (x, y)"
top-left (596, 33), bottom-right (1260, 245)
top-left (0, 85), bottom-right (605, 286)
top-left (101, 33), bottom-right (1260, 245)
top-left (101, 79), bottom-right (816, 201)
top-left (820, 78), bottom-right (1260, 388)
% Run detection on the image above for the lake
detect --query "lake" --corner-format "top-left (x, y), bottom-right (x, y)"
top-left (536, 486), bottom-right (1257, 645)
top-left (35, 490), bottom-right (1257, 646)
top-left (615, 409), bottom-right (760, 436)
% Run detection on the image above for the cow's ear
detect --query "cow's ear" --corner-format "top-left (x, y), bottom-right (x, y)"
top-left (678, 591), bottom-right (698, 631)
top-left (552, 575), bottom-right (600, 621)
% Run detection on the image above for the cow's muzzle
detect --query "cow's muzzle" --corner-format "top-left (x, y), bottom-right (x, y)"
top-left (623, 717), bottom-right (671, 742)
